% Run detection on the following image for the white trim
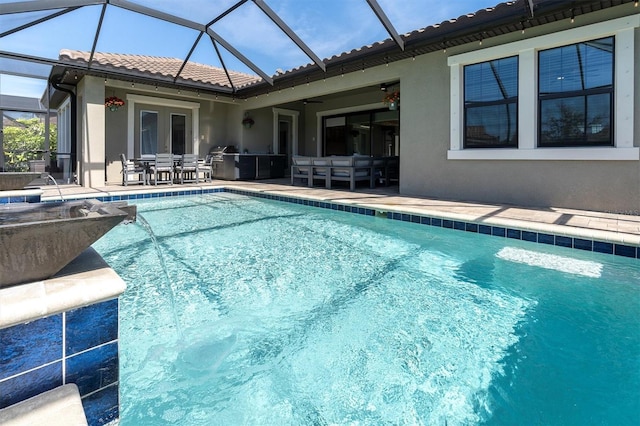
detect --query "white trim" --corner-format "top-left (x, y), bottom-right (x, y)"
top-left (126, 94), bottom-right (200, 157)
top-left (447, 147), bottom-right (639, 161)
top-left (447, 15), bottom-right (639, 160)
top-left (272, 108), bottom-right (299, 156)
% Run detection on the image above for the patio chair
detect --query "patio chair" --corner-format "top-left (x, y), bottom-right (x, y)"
top-left (149, 153), bottom-right (174, 185)
top-left (291, 156), bottom-right (312, 186)
top-left (120, 153), bottom-right (145, 186)
top-left (330, 157), bottom-right (372, 191)
top-left (198, 155), bottom-right (213, 183)
top-left (311, 158), bottom-right (331, 188)
top-left (176, 153), bottom-right (199, 184)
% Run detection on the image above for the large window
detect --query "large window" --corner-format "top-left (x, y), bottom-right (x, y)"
top-left (448, 16), bottom-right (637, 160)
top-left (538, 37), bottom-right (614, 147)
top-left (464, 56), bottom-right (518, 148)
top-left (323, 109), bottom-right (399, 156)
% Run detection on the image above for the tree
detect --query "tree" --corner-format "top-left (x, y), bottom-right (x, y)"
top-left (2, 117), bottom-right (57, 171)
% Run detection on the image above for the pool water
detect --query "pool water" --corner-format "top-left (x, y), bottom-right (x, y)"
top-left (92, 193), bottom-right (640, 425)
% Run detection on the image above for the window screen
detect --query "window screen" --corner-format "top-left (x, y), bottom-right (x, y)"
top-left (464, 56), bottom-right (518, 148)
top-left (538, 37), bottom-right (614, 147)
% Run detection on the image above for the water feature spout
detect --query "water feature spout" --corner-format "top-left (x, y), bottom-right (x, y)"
top-left (47, 174), bottom-right (65, 201)
top-left (0, 199), bottom-right (130, 287)
top-left (0, 172), bottom-right (42, 191)
top-left (136, 213), bottom-right (183, 339)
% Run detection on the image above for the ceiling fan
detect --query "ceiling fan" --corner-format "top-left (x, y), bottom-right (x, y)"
top-left (302, 98), bottom-right (323, 105)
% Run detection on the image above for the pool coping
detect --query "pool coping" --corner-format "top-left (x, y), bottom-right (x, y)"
top-left (35, 183), bottom-right (640, 260)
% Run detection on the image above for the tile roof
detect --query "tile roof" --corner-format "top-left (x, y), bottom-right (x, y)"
top-left (59, 50), bottom-right (262, 90)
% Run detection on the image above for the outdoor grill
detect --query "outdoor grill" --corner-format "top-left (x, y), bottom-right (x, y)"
top-left (209, 145), bottom-right (238, 179)
top-left (209, 145), bottom-right (238, 162)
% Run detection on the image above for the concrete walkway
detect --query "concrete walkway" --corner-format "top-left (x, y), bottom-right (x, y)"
top-left (40, 179), bottom-right (640, 247)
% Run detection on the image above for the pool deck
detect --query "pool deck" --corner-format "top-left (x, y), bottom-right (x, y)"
top-left (39, 179), bottom-right (640, 248)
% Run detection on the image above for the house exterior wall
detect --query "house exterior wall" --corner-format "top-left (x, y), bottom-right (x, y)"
top-left (73, 4), bottom-right (637, 213)
top-left (102, 88), bottom-right (241, 184)
top-left (397, 9), bottom-right (639, 213)
top-left (78, 76), bottom-right (106, 188)
top-left (245, 4), bottom-right (639, 213)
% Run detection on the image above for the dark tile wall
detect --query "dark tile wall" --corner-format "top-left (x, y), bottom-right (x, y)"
top-left (0, 194), bottom-right (41, 204)
top-left (0, 299), bottom-right (120, 426)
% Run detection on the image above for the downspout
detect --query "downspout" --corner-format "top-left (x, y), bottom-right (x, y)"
top-left (50, 76), bottom-right (77, 182)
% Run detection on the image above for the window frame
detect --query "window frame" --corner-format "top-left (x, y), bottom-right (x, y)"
top-left (463, 55), bottom-right (519, 149)
top-left (537, 37), bottom-right (615, 148)
top-left (447, 15), bottom-right (638, 161)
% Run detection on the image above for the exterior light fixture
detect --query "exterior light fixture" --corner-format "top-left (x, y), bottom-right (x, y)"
top-left (570, 9), bottom-right (575, 23)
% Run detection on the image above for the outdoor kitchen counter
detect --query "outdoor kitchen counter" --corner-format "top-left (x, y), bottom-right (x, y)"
top-left (212, 153), bottom-right (286, 181)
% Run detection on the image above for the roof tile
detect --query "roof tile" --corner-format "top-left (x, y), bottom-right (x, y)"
top-left (59, 50), bottom-right (262, 89)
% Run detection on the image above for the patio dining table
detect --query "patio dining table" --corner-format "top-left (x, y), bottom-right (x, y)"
top-left (133, 155), bottom-right (203, 184)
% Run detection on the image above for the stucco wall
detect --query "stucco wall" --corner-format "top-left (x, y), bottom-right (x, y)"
top-left (104, 92), bottom-right (237, 184)
top-left (396, 9), bottom-right (639, 214)
top-left (84, 4), bottom-right (638, 212)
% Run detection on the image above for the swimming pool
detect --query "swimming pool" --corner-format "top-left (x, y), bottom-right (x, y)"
top-left (93, 192), bottom-right (640, 425)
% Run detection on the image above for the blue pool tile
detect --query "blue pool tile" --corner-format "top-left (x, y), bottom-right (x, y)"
top-left (507, 229), bottom-right (521, 239)
top-left (401, 214), bottom-right (410, 222)
top-left (66, 299), bottom-right (118, 355)
top-left (538, 233), bottom-right (555, 245)
top-left (555, 236), bottom-right (573, 248)
top-left (454, 221), bottom-right (466, 231)
top-left (492, 227), bottom-right (505, 237)
top-left (81, 383), bottom-right (119, 426)
top-left (0, 362), bottom-right (62, 409)
top-left (420, 216), bottom-right (431, 225)
top-left (522, 231), bottom-right (537, 242)
top-left (431, 218), bottom-right (442, 227)
top-left (66, 342), bottom-right (118, 396)
top-left (411, 215), bottom-right (420, 223)
top-left (593, 241), bottom-right (614, 254)
top-left (464, 223), bottom-right (478, 233)
top-left (392, 212), bottom-right (401, 220)
top-left (442, 220), bottom-right (453, 229)
top-left (574, 238), bottom-right (593, 252)
top-left (358, 207), bottom-right (366, 215)
top-left (614, 244), bottom-right (636, 258)
top-left (0, 314), bottom-right (62, 380)
top-left (478, 224), bottom-right (491, 235)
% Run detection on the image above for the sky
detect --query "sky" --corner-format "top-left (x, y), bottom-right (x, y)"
top-left (0, 0), bottom-right (501, 98)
